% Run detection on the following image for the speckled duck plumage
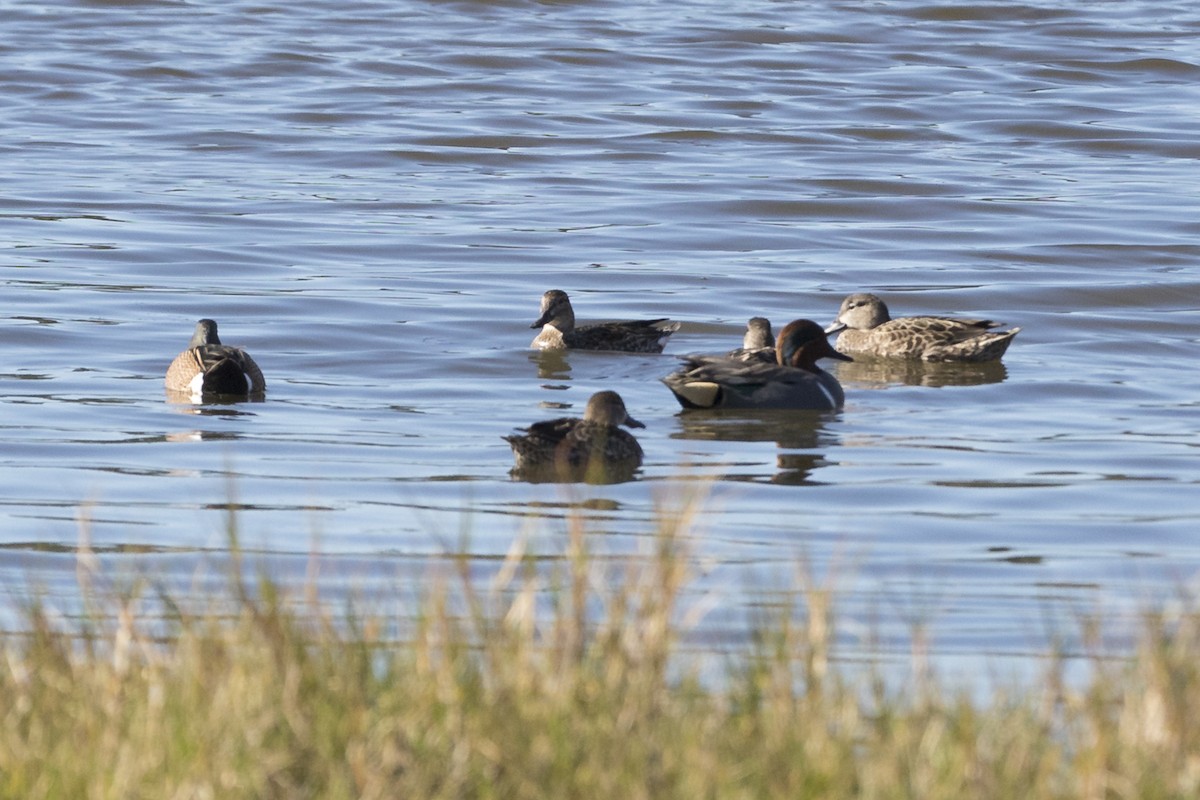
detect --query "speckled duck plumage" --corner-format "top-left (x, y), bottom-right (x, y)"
top-left (529, 289), bottom-right (680, 353)
top-left (504, 390), bottom-right (645, 481)
top-left (825, 293), bottom-right (1019, 362)
top-left (662, 319), bottom-right (851, 411)
top-left (165, 319), bottom-right (266, 398)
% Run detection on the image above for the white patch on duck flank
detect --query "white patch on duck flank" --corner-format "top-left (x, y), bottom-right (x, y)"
top-left (674, 381), bottom-right (720, 408)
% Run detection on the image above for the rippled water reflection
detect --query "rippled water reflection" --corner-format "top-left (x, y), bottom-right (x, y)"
top-left (3, 0), bottom-right (1199, 678)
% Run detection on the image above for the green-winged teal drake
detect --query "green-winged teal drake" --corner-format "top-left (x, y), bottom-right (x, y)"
top-left (530, 289), bottom-right (680, 353)
top-left (662, 319), bottom-right (851, 411)
top-left (504, 390), bottom-right (645, 482)
top-left (825, 293), bottom-right (1019, 362)
top-left (725, 316), bottom-right (776, 363)
top-left (165, 319), bottom-right (266, 398)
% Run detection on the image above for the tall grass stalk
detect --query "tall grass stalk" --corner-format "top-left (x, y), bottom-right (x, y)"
top-left (3, 498), bottom-right (1200, 798)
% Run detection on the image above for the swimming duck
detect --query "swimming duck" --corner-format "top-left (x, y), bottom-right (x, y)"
top-left (825, 293), bottom-right (1019, 362)
top-left (530, 289), bottom-right (680, 353)
top-left (165, 319), bottom-right (266, 397)
top-left (504, 390), bottom-right (645, 481)
top-left (662, 319), bottom-right (851, 411)
top-left (725, 316), bottom-right (776, 363)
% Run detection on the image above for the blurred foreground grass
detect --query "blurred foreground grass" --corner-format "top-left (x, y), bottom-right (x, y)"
top-left (3, 496), bottom-right (1200, 799)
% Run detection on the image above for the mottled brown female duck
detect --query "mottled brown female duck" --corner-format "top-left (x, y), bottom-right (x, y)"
top-left (725, 316), bottom-right (776, 363)
top-left (662, 319), bottom-right (851, 411)
top-left (504, 390), bottom-right (645, 482)
top-left (825, 293), bottom-right (1019, 362)
top-left (165, 319), bottom-right (266, 398)
top-left (530, 289), bottom-right (679, 353)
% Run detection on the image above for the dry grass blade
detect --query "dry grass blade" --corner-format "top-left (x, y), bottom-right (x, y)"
top-left (2, 499), bottom-right (1200, 798)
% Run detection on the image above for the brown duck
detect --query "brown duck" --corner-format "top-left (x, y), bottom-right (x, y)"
top-left (165, 319), bottom-right (265, 398)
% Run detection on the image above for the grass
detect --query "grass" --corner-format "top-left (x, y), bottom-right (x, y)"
top-left (3, 497), bottom-right (1200, 798)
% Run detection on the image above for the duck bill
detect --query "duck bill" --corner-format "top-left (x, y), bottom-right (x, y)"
top-left (624, 415), bottom-right (646, 429)
top-left (823, 321), bottom-right (847, 336)
top-left (531, 310), bottom-right (553, 329)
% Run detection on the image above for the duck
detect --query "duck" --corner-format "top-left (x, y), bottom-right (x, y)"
top-left (725, 316), bottom-right (776, 363)
top-left (504, 390), bottom-right (645, 481)
top-left (825, 293), bottom-right (1019, 362)
top-left (165, 319), bottom-right (266, 397)
top-left (530, 289), bottom-right (680, 353)
top-left (662, 319), bottom-right (851, 411)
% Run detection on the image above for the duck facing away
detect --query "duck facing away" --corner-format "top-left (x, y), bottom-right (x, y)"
top-left (530, 289), bottom-right (680, 353)
top-left (725, 316), bottom-right (776, 363)
top-left (504, 390), bottom-right (645, 483)
top-left (825, 293), bottom-right (1019, 362)
top-left (662, 319), bottom-right (852, 411)
top-left (165, 319), bottom-right (266, 398)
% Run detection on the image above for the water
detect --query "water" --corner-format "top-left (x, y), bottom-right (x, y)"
top-left (3, 0), bottom-right (1199, 679)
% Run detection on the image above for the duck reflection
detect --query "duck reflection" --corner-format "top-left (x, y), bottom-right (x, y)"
top-left (528, 349), bottom-right (572, 381)
top-left (508, 461), bottom-right (641, 486)
top-left (165, 390), bottom-right (265, 413)
top-left (671, 409), bottom-right (837, 485)
top-left (163, 429), bottom-right (241, 443)
top-left (772, 452), bottom-right (831, 486)
top-left (834, 357), bottom-right (1007, 388)
top-left (673, 409), bottom-right (831, 448)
